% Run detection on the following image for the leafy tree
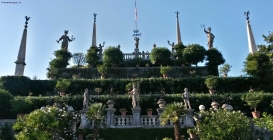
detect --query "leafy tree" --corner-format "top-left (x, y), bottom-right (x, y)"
top-left (103, 46), bottom-right (123, 67)
top-left (160, 102), bottom-right (186, 140)
top-left (150, 47), bottom-right (172, 66)
top-left (219, 63), bottom-right (232, 76)
top-left (86, 103), bottom-right (106, 140)
top-left (174, 43), bottom-right (186, 59)
top-left (13, 105), bottom-right (79, 140)
top-left (205, 48), bottom-right (225, 76)
top-left (72, 53), bottom-right (86, 68)
top-left (243, 52), bottom-right (273, 78)
top-left (195, 109), bottom-right (251, 140)
top-left (257, 31), bottom-right (273, 61)
top-left (86, 46), bottom-right (99, 67)
top-left (47, 49), bottom-right (72, 79)
top-left (183, 44), bottom-right (206, 67)
top-left (55, 79), bottom-right (71, 92)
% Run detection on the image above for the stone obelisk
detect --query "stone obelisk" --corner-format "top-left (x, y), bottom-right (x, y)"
top-left (92, 13), bottom-right (97, 47)
top-left (244, 11), bottom-right (257, 54)
top-left (175, 11), bottom-right (182, 44)
top-left (15, 16), bottom-right (30, 76)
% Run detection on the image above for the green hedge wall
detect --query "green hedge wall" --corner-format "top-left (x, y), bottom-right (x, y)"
top-left (0, 76), bottom-right (31, 96)
top-left (3, 93), bottom-right (273, 119)
top-left (83, 128), bottom-right (188, 140)
top-left (2, 76), bottom-right (269, 96)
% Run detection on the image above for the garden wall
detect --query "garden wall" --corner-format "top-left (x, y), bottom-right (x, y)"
top-left (59, 66), bottom-right (208, 79)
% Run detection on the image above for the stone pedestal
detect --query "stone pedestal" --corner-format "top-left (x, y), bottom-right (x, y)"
top-left (106, 108), bottom-right (116, 128)
top-left (134, 48), bottom-right (139, 58)
top-left (131, 107), bottom-right (141, 127)
top-left (79, 110), bottom-right (90, 128)
top-left (184, 109), bottom-right (195, 127)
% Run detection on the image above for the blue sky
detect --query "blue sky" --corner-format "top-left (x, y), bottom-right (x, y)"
top-left (0, 0), bottom-right (272, 79)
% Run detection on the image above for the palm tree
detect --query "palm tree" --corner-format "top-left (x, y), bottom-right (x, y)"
top-left (160, 102), bottom-right (186, 140)
top-left (86, 103), bottom-right (106, 140)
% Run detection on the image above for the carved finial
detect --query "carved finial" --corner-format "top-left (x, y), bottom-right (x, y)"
top-left (244, 11), bottom-right (250, 20)
top-left (93, 13), bottom-right (97, 23)
top-left (24, 16), bottom-right (30, 29)
top-left (175, 11), bottom-right (179, 19)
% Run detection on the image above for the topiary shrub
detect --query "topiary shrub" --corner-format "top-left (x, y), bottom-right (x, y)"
top-left (0, 76), bottom-right (31, 96)
top-left (0, 89), bottom-right (13, 118)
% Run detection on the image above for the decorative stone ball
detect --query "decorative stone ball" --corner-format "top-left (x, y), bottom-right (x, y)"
top-left (199, 105), bottom-right (205, 111)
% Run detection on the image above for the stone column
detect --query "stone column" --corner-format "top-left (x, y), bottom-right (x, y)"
top-left (131, 107), bottom-right (141, 127)
top-left (184, 109), bottom-right (195, 127)
top-left (106, 108), bottom-right (116, 128)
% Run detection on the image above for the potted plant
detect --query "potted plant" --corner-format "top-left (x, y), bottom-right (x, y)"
top-left (146, 108), bottom-right (153, 116)
top-left (219, 63), bottom-right (232, 77)
top-left (10, 97), bottom-right (30, 118)
top-left (97, 65), bottom-right (108, 79)
top-left (204, 76), bottom-right (218, 94)
top-left (241, 92), bottom-right (263, 118)
top-left (119, 108), bottom-right (127, 116)
top-left (55, 79), bottom-right (70, 96)
top-left (187, 128), bottom-right (196, 138)
top-left (160, 66), bottom-right (172, 78)
top-left (76, 128), bottom-right (86, 140)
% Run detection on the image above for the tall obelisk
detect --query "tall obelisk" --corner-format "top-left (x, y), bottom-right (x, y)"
top-left (15, 16), bottom-right (30, 76)
top-left (244, 11), bottom-right (257, 54)
top-left (92, 13), bottom-right (97, 47)
top-left (175, 11), bottom-right (182, 44)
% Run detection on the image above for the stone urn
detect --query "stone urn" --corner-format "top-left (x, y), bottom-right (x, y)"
top-left (211, 101), bottom-right (219, 110)
top-left (157, 98), bottom-right (166, 108)
top-left (106, 100), bottom-right (115, 108)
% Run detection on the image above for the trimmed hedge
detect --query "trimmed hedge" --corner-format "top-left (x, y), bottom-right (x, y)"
top-left (3, 93), bottom-right (273, 119)
top-left (83, 128), bottom-right (188, 140)
top-left (2, 76), bottom-right (270, 96)
top-left (0, 76), bottom-right (31, 96)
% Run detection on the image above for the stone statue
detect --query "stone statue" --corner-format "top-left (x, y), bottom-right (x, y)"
top-left (153, 43), bottom-right (156, 49)
top-left (134, 37), bottom-right (140, 49)
top-left (204, 27), bottom-right (215, 49)
top-left (98, 42), bottom-right (105, 59)
top-left (167, 40), bottom-right (175, 54)
top-left (244, 11), bottom-right (250, 20)
top-left (83, 88), bottom-right (91, 110)
top-left (182, 88), bottom-right (191, 109)
top-left (129, 82), bottom-right (140, 108)
top-left (56, 30), bottom-right (74, 50)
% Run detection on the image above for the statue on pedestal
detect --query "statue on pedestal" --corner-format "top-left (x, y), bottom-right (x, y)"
top-left (83, 88), bottom-right (91, 110)
top-left (56, 30), bottom-right (74, 50)
top-left (204, 27), bottom-right (215, 49)
top-left (182, 88), bottom-right (191, 109)
top-left (129, 82), bottom-right (140, 108)
top-left (167, 40), bottom-right (175, 53)
top-left (134, 37), bottom-right (140, 49)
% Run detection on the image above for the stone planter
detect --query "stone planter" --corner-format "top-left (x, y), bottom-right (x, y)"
top-left (106, 100), bottom-right (115, 108)
top-left (163, 74), bottom-right (168, 78)
top-left (252, 111), bottom-right (260, 118)
top-left (147, 110), bottom-right (153, 116)
top-left (157, 98), bottom-right (166, 108)
top-left (120, 111), bottom-right (127, 116)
